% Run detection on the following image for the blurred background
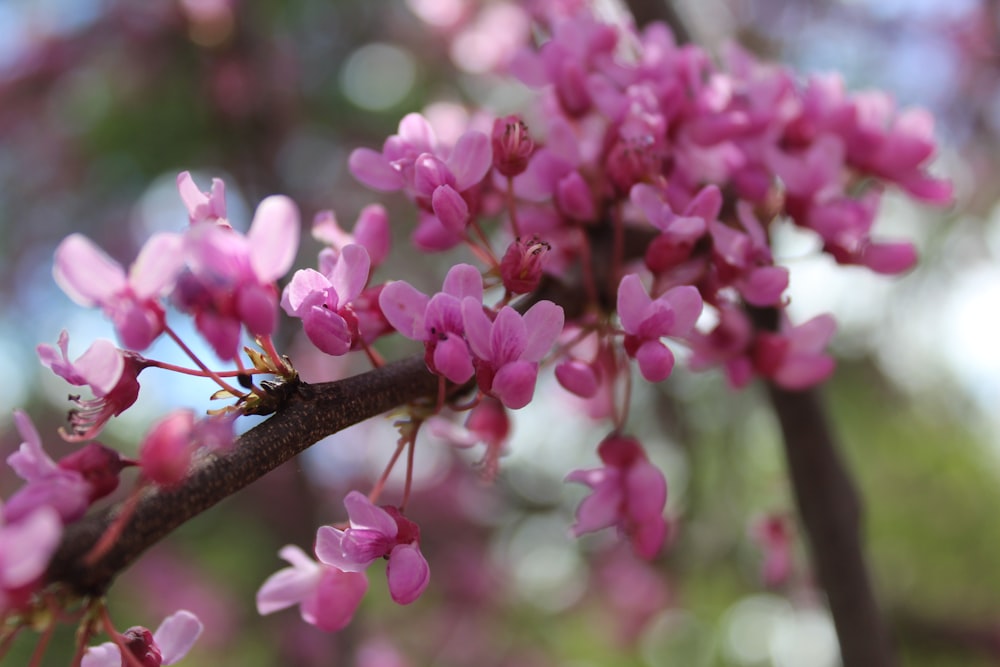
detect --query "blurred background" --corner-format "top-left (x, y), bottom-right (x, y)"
top-left (1, 0), bottom-right (998, 665)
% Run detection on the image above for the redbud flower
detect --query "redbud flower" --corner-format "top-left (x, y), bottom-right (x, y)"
top-left (499, 236), bottom-right (550, 294)
top-left (82, 610), bottom-right (203, 667)
top-left (257, 545), bottom-right (368, 632)
top-left (379, 264), bottom-right (483, 384)
top-left (139, 410), bottom-right (196, 488)
top-left (492, 115), bottom-right (534, 177)
top-left (752, 314), bottom-right (836, 390)
top-left (281, 244), bottom-right (371, 356)
top-left (566, 434), bottom-right (669, 560)
top-left (313, 204), bottom-right (391, 268)
top-left (316, 491), bottom-right (430, 605)
top-left (427, 396), bottom-right (510, 480)
top-left (54, 233), bottom-right (185, 350)
top-left (37, 331), bottom-right (145, 441)
top-left (0, 503), bottom-right (62, 614)
top-left (750, 514), bottom-right (793, 587)
top-left (617, 274), bottom-right (702, 383)
top-left (461, 299), bottom-right (565, 409)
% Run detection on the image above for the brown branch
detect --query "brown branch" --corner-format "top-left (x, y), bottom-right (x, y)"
top-left (45, 355), bottom-right (439, 597)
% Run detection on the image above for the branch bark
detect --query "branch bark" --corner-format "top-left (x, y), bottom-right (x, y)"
top-left (45, 355), bottom-right (439, 597)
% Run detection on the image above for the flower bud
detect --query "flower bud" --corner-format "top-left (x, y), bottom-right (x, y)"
top-left (499, 236), bottom-right (550, 294)
top-left (491, 115), bottom-right (534, 177)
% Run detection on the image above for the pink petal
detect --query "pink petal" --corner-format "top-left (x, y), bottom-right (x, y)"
top-left (53, 234), bottom-right (126, 307)
top-left (489, 307), bottom-right (527, 365)
top-left (236, 283), bottom-right (278, 337)
top-left (129, 233), bottom-right (185, 299)
top-left (397, 113), bottom-right (437, 153)
top-left (386, 543), bottom-right (430, 605)
top-left (520, 301), bottom-right (564, 362)
top-left (1, 506), bottom-right (61, 587)
top-left (139, 410), bottom-right (195, 488)
top-left (636, 340), bottom-right (675, 382)
top-left (303, 305), bottom-right (353, 356)
top-left (256, 546), bottom-right (320, 615)
top-left (443, 264), bottom-right (484, 300)
top-left (740, 267), bottom-right (789, 307)
top-left (344, 490), bottom-right (398, 536)
top-left (74, 339), bottom-right (124, 397)
top-left (433, 333), bottom-right (474, 384)
top-left (379, 281), bottom-right (430, 340)
top-left (555, 359), bottom-right (598, 398)
top-left (461, 297), bottom-right (493, 360)
top-left (431, 184), bottom-right (470, 234)
top-left (449, 130), bottom-right (493, 191)
top-left (659, 285), bottom-right (702, 335)
top-left (154, 610), bottom-right (203, 664)
top-left (556, 171), bottom-right (596, 221)
top-left (790, 314), bottom-right (836, 352)
top-left (631, 515), bottom-right (668, 559)
top-left (8, 410), bottom-right (56, 480)
top-left (860, 241), bottom-right (917, 275)
top-left (491, 360), bottom-right (537, 409)
top-left (569, 477), bottom-right (623, 535)
top-left (330, 244), bottom-right (371, 305)
top-left (281, 269), bottom-right (332, 316)
top-left (315, 527), bottom-right (359, 572)
top-left (772, 355), bottom-right (835, 390)
top-left (353, 205), bottom-right (391, 267)
top-left (625, 461), bottom-right (668, 522)
top-left (349, 148), bottom-right (404, 191)
top-left (616, 273), bottom-right (652, 335)
top-left (302, 568), bottom-right (368, 631)
top-left (249, 195), bottom-right (301, 283)
top-left (81, 643), bottom-right (121, 667)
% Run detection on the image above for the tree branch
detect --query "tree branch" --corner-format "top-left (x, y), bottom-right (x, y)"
top-left (45, 355), bottom-right (439, 597)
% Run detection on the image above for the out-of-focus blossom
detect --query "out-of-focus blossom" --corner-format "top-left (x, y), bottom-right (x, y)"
top-left (257, 544), bottom-right (368, 632)
top-left (177, 171), bottom-right (228, 226)
top-left (82, 610), bottom-right (203, 667)
top-left (750, 514), bottom-right (793, 587)
top-left (0, 503), bottom-right (62, 614)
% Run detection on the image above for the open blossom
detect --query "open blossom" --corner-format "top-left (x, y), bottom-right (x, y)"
top-left (256, 544), bottom-right (368, 632)
top-left (566, 434), bottom-right (669, 560)
top-left (82, 610), bottom-right (203, 667)
top-left (53, 233), bottom-right (185, 350)
top-left (617, 274), bottom-right (702, 383)
top-left (427, 396), bottom-right (511, 480)
top-left (0, 503), bottom-right (62, 614)
top-left (176, 193), bottom-right (300, 359)
top-left (282, 244), bottom-right (371, 356)
top-left (316, 491), bottom-right (430, 605)
top-left (313, 205), bottom-right (391, 268)
top-left (37, 330), bottom-right (145, 441)
top-left (460, 300), bottom-right (564, 410)
top-left (379, 263), bottom-right (483, 384)
top-left (752, 314), bottom-right (836, 390)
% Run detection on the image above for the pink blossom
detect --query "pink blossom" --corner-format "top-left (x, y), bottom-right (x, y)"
top-left (0, 504), bottom-right (62, 614)
top-left (53, 233), bottom-right (185, 350)
top-left (379, 264), bottom-right (483, 384)
top-left (176, 171), bottom-right (227, 225)
top-left (427, 397), bottom-right (510, 480)
top-left (315, 491), bottom-right (430, 605)
top-left (752, 314), bottom-right (836, 390)
top-left (5, 410), bottom-right (91, 523)
top-left (687, 305), bottom-right (756, 388)
top-left (281, 244), bottom-right (371, 356)
top-left (37, 330), bottom-right (145, 441)
top-left (461, 299), bottom-right (565, 409)
top-left (491, 115), bottom-right (535, 177)
top-left (312, 205), bottom-right (391, 269)
top-left (566, 434), bottom-right (669, 559)
top-left (257, 544), bottom-right (368, 632)
top-left (82, 610), bottom-right (203, 667)
top-left (499, 236), bottom-right (550, 294)
top-left (750, 514), bottom-right (793, 587)
top-left (617, 274), bottom-right (702, 383)
top-left (177, 194), bottom-right (300, 359)
top-left (632, 183), bottom-right (715, 274)
top-left (139, 410), bottom-right (196, 488)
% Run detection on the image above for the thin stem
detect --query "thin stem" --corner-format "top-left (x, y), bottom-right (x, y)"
top-left (164, 325), bottom-right (244, 396)
top-left (401, 427), bottom-right (418, 511)
top-left (27, 617), bottom-right (55, 667)
top-left (506, 176), bottom-right (522, 239)
top-left (100, 605), bottom-right (146, 667)
top-left (370, 438), bottom-right (408, 504)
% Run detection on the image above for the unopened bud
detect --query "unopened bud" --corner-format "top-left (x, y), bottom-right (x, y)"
top-left (492, 115), bottom-right (534, 177)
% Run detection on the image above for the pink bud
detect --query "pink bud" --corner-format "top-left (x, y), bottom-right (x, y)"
top-left (499, 237), bottom-right (550, 294)
top-left (121, 626), bottom-right (163, 667)
top-left (555, 359), bottom-right (598, 398)
top-left (139, 410), bottom-right (195, 488)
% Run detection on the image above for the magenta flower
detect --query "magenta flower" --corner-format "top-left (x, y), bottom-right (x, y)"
top-left (491, 115), bottom-right (534, 177)
top-left (379, 264), bottom-right (483, 384)
top-left (427, 396), bottom-right (510, 480)
top-left (0, 503), bottom-right (62, 614)
top-left (82, 610), bottom-right (203, 667)
top-left (37, 330), bottom-right (144, 441)
top-left (54, 233), bottom-right (185, 350)
top-left (316, 491), bottom-right (430, 605)
top-left (632, 183), bottom-right (716, 274)
top-left (176, 171), bottom-right (228, 225)
top-left (313, 205), bottom-right (391, 269)
top-left (752, 314), bottom-right (836, 390)
top-left (750, 514), bottom-right (793, 587)
top-left (5, 410), bottom-right (91, 524)
top-left (566, 434), bottom-right (669, 560)
top-left (617, 274), bottom-right (702, 383)
top-left (139, 410), bottom-right (196, 488)
top-left (281, 244), bottom-right (371, 356)
top-left (257, 544), bottom-right (368, 632)
top-left (461, 299), bottom-right (565, 409)
top-left (499, 236), bottom-right (550, 294)
top-left (177, 194), bottom-right (300, 359)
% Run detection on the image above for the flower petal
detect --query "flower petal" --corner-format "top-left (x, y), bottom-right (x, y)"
top-left (386, 543), bottom-right (430, 605)
top-left (53, 234), bottom-right (126, 307)
top-left (154, 610), bottom-right (203, 665)
top-left (249, 195), bottom-right (301, 283)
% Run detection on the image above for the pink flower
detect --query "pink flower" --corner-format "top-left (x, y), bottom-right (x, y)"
top-left (0, 504), bottom-right (62, 614)
top-left (281, 244), bottom-right (371, 356)
top-left (312, 205), bottom-right (391, 269)
top-left (750, 514), bottom-right (793, 587)
top-left (687, 305), bottom-right (755, 388)
top-left (37, 331), bottom-right (144, 441)
top-left (257, 545), bottom-right (368, 632)
top-left (53, 233), bottom-right (185, 350)
top-left (492, 115), bottom-right (535, 177)
top-left (632, 183), bottom-right (715, 274)
top-left (316, 491), bottom-right (430, 605)
top-left (752, 314), bottom-right (836, 390)
top-left (566, 433), bottom-right (669, 560)
top-left (617, 274), bottom-right (702, 383)
top-left (5, 411), bottom-right (91, 524)
top-left (82, 610), bottom-right (203, 667)
top-left (177, 194), bottom-right (300, 359)
top-left (427, 397), bottom-right (510, 480)
top-left (499, 236), bottom-right (550, 294)
top-left (176, 171), bottom-right (227, 225)
top-left (461, 299), bottom-right (565, 409)
top-left (379, 264), bottom-right (483, 384)
top-left (139, 410), bottom-right (196, 488)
